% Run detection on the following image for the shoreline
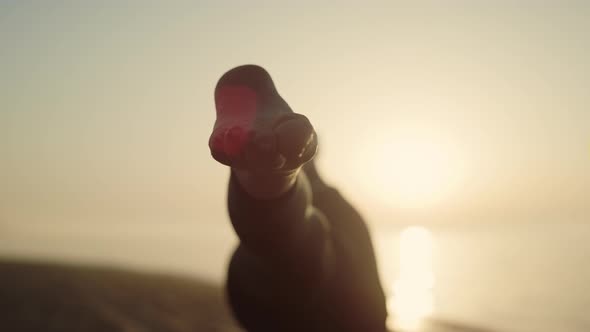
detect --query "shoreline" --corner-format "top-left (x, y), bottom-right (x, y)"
top-left (0, 259), bottom-right (497, 332)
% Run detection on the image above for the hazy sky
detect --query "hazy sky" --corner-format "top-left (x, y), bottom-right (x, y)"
top-left (1, 2), bottom-right (589, 238)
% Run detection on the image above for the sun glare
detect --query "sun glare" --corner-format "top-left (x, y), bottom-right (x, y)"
top-left (388, 226), bottom-right (436, 331)
top-left (355, 130), bottom-right (462, 209)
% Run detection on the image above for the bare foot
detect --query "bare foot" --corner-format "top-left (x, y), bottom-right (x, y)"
top-left (209, 65), bottom-right (317, 199)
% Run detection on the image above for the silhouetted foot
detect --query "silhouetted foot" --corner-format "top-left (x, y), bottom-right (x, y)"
top-left (209, 65), bottom-right (317, 173)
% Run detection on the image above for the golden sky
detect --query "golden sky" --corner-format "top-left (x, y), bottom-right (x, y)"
top-left (1, 2), bottom-right (589, 235)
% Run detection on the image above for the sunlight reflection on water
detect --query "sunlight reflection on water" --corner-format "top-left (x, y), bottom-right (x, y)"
top-left (387, 226), bottom-right (435, 331)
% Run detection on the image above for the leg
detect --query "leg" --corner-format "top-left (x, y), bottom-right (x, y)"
top-left (226, 164), bottom-right (387, 332)
top-left (303, 161), bottom-right (388, 331)
top-left (210, 65), bottom-right (386, 331)
top-left (226, 170), bottom-right (334, 332)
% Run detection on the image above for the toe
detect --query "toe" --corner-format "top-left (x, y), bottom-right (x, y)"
top-left (244, 131), bottom-right (286, 171)
top-left (208, 126), bottom-right (250, 167)
top-left (274, 114), bottom-right (316, 163)
top-left (224, 126), bottom-right (249, 158)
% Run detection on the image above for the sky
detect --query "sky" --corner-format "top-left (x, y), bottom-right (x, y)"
top-left (1, 2), bottom-right (589, 241)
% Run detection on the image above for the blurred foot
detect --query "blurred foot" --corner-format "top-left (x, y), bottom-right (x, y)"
top-left (209, 65), bottom-right (317, 173)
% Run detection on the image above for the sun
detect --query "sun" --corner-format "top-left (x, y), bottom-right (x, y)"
top-left (355, 129), bottom-right (462, 209)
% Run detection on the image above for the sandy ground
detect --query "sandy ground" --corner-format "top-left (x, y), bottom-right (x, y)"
top-left (0, 259), bottom-right (495, 332)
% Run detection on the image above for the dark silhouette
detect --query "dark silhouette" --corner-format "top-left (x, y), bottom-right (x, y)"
top-left (212, 65), bottom-right (387, 332)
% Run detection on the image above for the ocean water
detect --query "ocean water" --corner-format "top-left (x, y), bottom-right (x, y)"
top-left (374, 222), bottom-right (590, 332)
top-left (2, 221), bottom-right (589, 332)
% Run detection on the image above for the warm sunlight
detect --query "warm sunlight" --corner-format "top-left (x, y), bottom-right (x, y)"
top-left (355, 129), bottom-right (463, 209)
top-left (388, 226), bottom-right (435, 331)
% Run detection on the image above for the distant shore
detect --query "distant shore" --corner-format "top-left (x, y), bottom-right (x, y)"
top-left (0, 259), bottom-right (496, 332)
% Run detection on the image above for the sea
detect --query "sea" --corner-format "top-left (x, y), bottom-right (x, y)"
top-left (2, 221), bottom-right (589, 332)
top-left (373, 222), bottom-right (590, 332)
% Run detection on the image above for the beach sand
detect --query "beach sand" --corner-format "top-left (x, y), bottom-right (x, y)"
top-left (0, 260), bottom-right (495, 332)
